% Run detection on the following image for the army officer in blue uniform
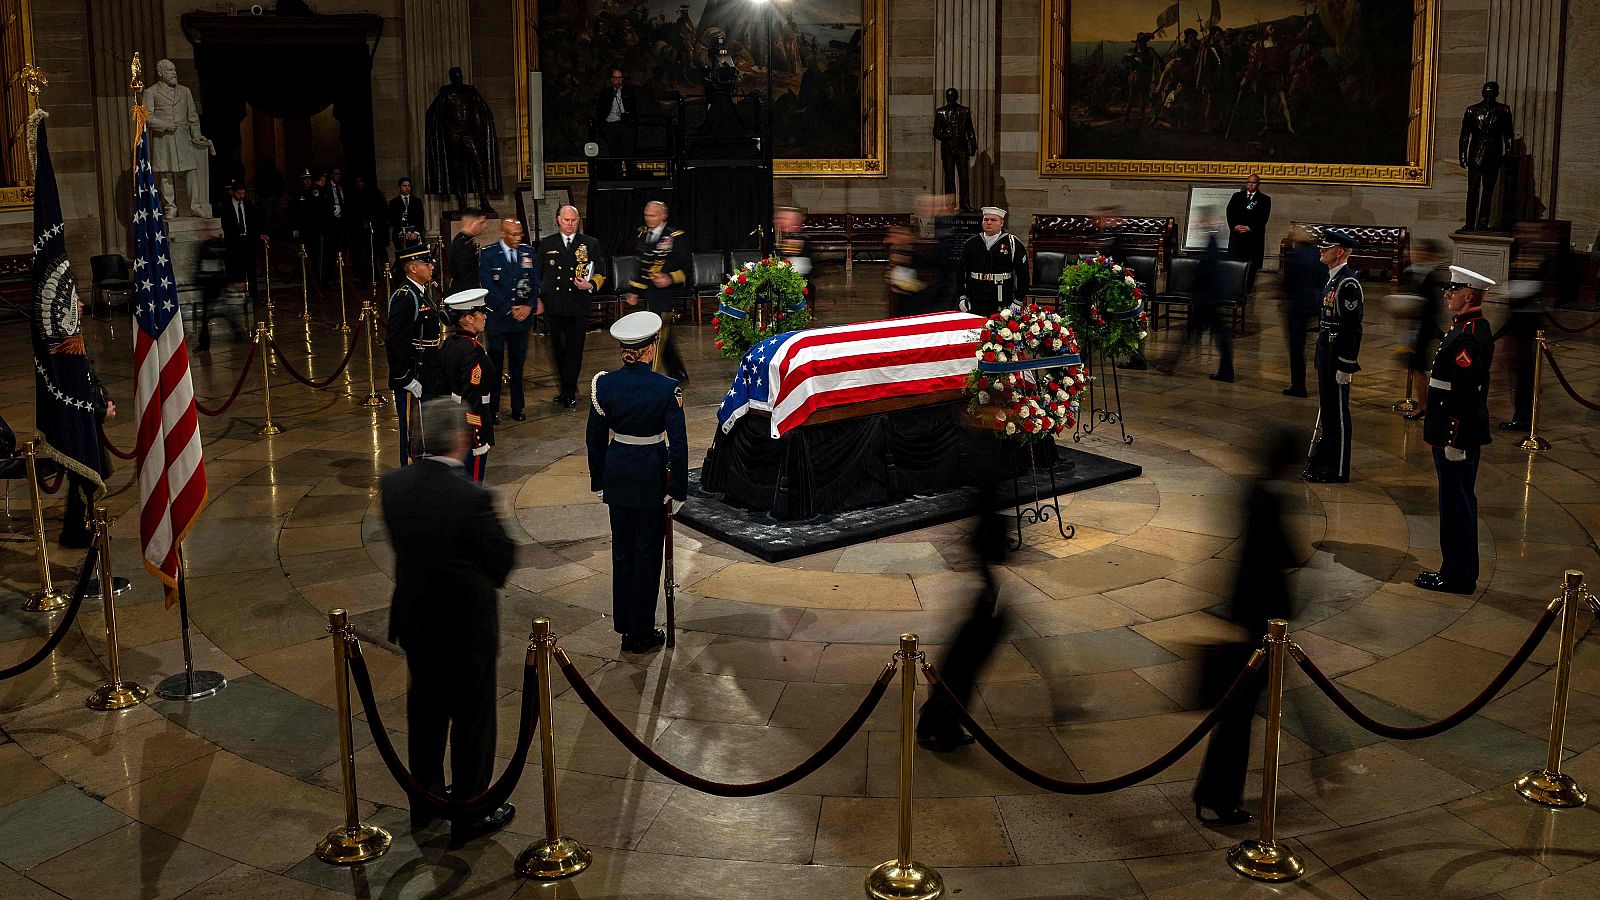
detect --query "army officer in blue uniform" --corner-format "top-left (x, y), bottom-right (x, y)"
top-left (1303, 230), bottom-right (1364, 484)
top-left (586, 311), bottom-right (688, 655)
top-left (1415, 266), bottom-right (1496, 595)
top-left (480, 217), bottom-right (538, 423)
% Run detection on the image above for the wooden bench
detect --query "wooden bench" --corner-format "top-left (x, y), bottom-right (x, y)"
top-left (803, 213), bottom-right (913, 269)
top-left (1279, 222), bottom-right (1409, 283)
top-left (0, 253), bottom-right (30, 316)
top-left (1028, 214), bottom-right (1177, 271)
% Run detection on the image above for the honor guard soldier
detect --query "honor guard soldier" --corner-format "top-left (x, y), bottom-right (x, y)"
top-left (480, 217), bottom-right (538, 422)
top-left (1415, 266), bottom-right (1496, 595)
top-left (623, 201), bottom-right (692, 381)
top-left (440, 288), bottom-right (496, 482)
top-left (585, 312), bottom-right (688, 655)
top-left (538, 205), bottom-right (607, 410)
top-left (773, 207), bottom-right (815, 311)
top-left (448, 208), bottom-right (489, 292)
top-left (960, 206), bottom-right (1029, 316)
top-left (387, 242), bottom-right (451, 465)
top-left (1303, 229), bottom-right (1363, 484)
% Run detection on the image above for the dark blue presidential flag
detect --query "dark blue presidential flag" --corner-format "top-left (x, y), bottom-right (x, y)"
top-left (30, 113), bottom-right (108, 488)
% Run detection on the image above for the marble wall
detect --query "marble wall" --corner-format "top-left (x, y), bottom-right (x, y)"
top-left (1558, 0), bottom-right (1600, 247)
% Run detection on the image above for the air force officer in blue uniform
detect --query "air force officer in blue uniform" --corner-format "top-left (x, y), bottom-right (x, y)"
top-left (585, 312), bottom-right (688, 655)
top-left (479, 217), bottom-right (538, 422)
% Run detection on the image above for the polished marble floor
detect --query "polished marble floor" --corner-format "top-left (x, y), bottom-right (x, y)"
top-left (2, 266), bottom-right (1600, 899)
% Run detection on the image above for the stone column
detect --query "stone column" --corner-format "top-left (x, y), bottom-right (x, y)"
top-left (933, 0), bottom-right (998, 205)
top-left (1485, 0), bottom-right (1568, 219)
top-left (403, 0), bottom-right (473, 234)
top-left (87, 0), bottom-right (166, 257)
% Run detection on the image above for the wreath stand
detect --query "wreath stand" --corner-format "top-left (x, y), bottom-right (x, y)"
top-left (1074, 343), bottom-right (1133, 446)
top-left (1005, 441), bottom-right (1075, 551)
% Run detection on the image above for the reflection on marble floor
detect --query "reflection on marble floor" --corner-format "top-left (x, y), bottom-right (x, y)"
top-left (3, 267), bottom-right (1599, 898)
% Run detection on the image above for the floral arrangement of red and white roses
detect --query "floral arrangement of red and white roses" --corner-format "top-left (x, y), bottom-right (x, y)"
top-left (968, 302), bottom-right (1086, 442)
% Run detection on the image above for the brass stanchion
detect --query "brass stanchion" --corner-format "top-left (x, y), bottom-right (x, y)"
top-left (20, 441), bottom-right (67, 612)
top-left (383, 267), bottom-right (393, 312)
top-left (1228, 619), bottom-right (1303, 882)
top-left (85, 506), bottom-right (148, 711)
top-left (298, 244), bottom-right (311, 320)
top-left (261, 237), bottom-right (275, 340)
top-left (865, 634), bottom-right (942, 900)
top-left (1391, 366), bottom-right (1418, 414)
top-left (256, 322), bottom-right (283, 436)
top-left (335, 252), bottom-right (351, 333)
top-left (516, 617), bottom-right (592, 880)
top-left (1520, 329), bottom-right (1551, 451)
top-left (358, 301), bottom-right (389, 408)
top-left (315, 609), bottom-right (392, 864)
top-left (1515, 571), bottom-right (1589, 808)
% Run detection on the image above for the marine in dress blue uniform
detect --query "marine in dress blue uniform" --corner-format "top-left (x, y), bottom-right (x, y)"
top-left (585, 312), bottom-right (688, 655)
top-left (440, 288), bottom-right (497, 482)
top-left (1304, 230), bottom-right (1364, 483)
top-left (479, 218), bottom-right (538, 421)
top-left (1415, 266), bottom-right (1496, 595)
top-left (386, 243), bottom-right (451, 465)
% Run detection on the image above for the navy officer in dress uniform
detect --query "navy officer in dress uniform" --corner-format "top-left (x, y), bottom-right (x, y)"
top-left (1303, 230), bottom-right (1364, 484)
top-left (585, 311), bottom-right (688, 655)
top-left (960, 206), bottom-right (1029, 316)
top-left (624, 201), bottom-right (692, 381)
top-left (440, 288), bottom-right (497, 482)
top-left (479, 217), bottom-right (538, 423)
top-left (538, 205), bottom-right (607, 410)
top-left (1415, 266), bottom-right (1496, 595)
top-left (387, 242), bottom-right (452, 465)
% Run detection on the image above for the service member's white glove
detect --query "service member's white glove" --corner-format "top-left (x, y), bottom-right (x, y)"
top-left (957, 295), bottom-right (971, 313)
top-left (1335, 370), bottom-right (1352, 385)
top-left (1443, 446), bottom-right (1467, 462)
top-left (472, 444), bottom-right (490, 456)
top-left (790, 256), bottom-right (813, 276)
top-left (668, 498), bottom-right (684, 514)
top-left (450, 393), bottom-right (463, 403)
top-left (404, 379), bottom-right (423, 398)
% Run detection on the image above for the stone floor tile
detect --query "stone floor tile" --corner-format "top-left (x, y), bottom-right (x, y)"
top-left (634, 790), bottom-right (821, 864)
top-left (175, 862), bottom-right (350, 899)
top-left (27, 822), bottom-right (233, 900)
top-left (35, 717), bottom-right (217, 797)
top-left (150, 674), bottom-right (358, 780)
top-left (1012, 627), bottom-right (1182, 679)
top-left (1053, 709), bottom-right (1318, 786)
top-left (1447, 789), bottom-right (1600, 873)
top-left (813, 796), bottom-right (1015, 866)
top-left (1011, 594), bottom-right (1152, 636)
top-left (976, 669), bottom-right (1181, 727)
top-left (0, 743), bottom-right (61, 807)
top-left (645, 717), bottom-right (868, 797)
top-left (1279, 742), bottom-right (1479, 826)
top-left (1300, 806), bottom-right (1552, 899)
top-left (0, 784), bottom-right (130, 870)
top-left (1125, 845), bottom-right (1364, 899)
top-left (998, 787), bottom-right (1210, 864)
top-left (1012, 545), bottom-right (1185, 599)
top-left (1337, 636), bottom-right (1544, 722)
top-left (865, 727), bottom-right (1082, 798)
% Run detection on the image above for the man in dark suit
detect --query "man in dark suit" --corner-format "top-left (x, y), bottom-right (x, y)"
top-left (291, 169), bottom-right (328, 295)
top-left (448, 208), bottom-right (489, 293)
top-left (349, 173), bottom-right (388, 283)
top-left (389, 177), bottom-right (426, 252)
top-left (381, 398), bottom-right (516, 844)
top-left (591, 68), bottom-right (638, 156)
top-left (623, 200), bottom-right (691, 380)
top-left (219, 181), bottom-right (264, 301)
top-left (1279, 225), bottom-right (1326, 397)
top-left (538, 205), bottom-right (607, 409)
top-left (480, 217), bottom-right (538, 422)
top-left (1225, 173), bottom-right (1271, 283)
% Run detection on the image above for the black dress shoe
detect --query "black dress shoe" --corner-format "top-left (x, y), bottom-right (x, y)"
top-left (1498, 420), bottom-right (1527, 432)
top-left (1414, 571), bottom-right (1475, 595)
top-left (491, 413), bottom-right (501, 426)
top-left (1283, 387), bottom-right (1308, 398)
top-left (1300, 471), bottom-right (1347, 484)
top-left (620, 628), bottom-right (667, 654)
top-left (563, 397), bottom-right (578, 411)
top-left (552, 395), bottom-right (569, 407)
top-left (1195, 803), bottom-right (1253, 826)
top-left (511, 411), bottom-right (526, 422)
top-left (916, 733), bottom-right (976, 753)
top-left (450, 802), bottom-right (515, 847)
top-left (1209, 373), bottom-right (1234, 383)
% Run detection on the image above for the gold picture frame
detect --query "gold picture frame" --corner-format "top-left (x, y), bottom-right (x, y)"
top-left (0, 0), bottom-right (37, 211)
top-left (1038, 0), bottom-right (1439, 186)
top-left (515, 0), bottom-right (887, 182)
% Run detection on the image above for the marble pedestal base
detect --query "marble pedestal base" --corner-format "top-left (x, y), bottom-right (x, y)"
top-left (1451, 231), bottom-right (1515, 295)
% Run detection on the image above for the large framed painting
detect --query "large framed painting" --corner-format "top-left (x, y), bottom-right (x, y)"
top-left (516, 0), bottom-right (886, 181)
top-left (1039, 0), bottom-right (1439, 186)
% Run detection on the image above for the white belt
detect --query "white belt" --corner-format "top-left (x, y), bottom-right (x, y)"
top-left (1428, 377), bottom-right (1451, 391)
top-left (612, 432), bottom-right (665, 445)
top-left (969, 272), bottom-right (1012, 282)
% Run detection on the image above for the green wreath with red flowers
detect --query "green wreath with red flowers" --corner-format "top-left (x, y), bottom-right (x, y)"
top-left (710, 258), bottom-right (812, 360)
top-left (967, 302), bottom-right (1087, 443)
top-left (1058, 255), bottom-right (1150, 360)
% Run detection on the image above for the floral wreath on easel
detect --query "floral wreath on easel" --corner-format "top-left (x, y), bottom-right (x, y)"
top-left (710, 257), bottom-right (812, 360)
top-left (966, 302), bottom-right (1086, 442)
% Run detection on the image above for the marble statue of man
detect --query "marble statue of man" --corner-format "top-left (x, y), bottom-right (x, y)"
top-left (142, 59), bottom-right (214, 218)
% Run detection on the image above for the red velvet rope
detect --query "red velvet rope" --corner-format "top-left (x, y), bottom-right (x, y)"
top-left (0, 547), bottom-right (98, 681)
top-left (1542, 310), bottom-right (1600, 335)
top-left (267, 320), bottom-right (365, 390)
top-left (195, 340), bottom-right (261, 417)
top-left (38, 469), bottom-right (64, 494)
top-left (1541, 345), bottom-right (1600, 412)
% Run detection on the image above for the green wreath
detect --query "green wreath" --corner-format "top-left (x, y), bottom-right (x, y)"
top-left (1058, 255), bottom-right (1150, 360)
top-left (710, 258), bottom-right (813, 360)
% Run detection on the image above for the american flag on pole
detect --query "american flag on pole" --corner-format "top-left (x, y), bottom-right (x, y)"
top-left (131, 100), bottom-right (207, 605)
top-left (716, 312), bottom-right (986, 439)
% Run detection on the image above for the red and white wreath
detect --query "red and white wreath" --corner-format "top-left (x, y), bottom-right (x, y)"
top-left (968, 303), bottom-right (1087, 441)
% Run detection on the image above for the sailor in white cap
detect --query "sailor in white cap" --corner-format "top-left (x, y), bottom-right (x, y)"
top-left (585, 311), bottom-right (688, 654)
top-left (1415, 265), bottom-right (1495, 595)
top-left (439, 287), bottom-right (496, 481)
top-left (959, 206), bottom-right (1029, 315)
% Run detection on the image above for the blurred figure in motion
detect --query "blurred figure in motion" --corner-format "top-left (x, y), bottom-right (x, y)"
top-left (1279, 225), bottom-right (1325, 397)
top-left (1498, 279), bottom-right (1542, 432)
top-left (1159, 206), bottom-right (1233, 382)
top-left (1192, 428), bottom-right (1301, 825)
top-left (886, 194), bottom-right (950, 317)
top-left (916, 479), bottom-right (1010, 752)
top-left (1394, 240), bottom-right (1450, 419)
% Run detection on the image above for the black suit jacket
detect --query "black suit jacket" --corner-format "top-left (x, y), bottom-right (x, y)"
top-left (220, 198), bottom-right (259, 243)
top-left (538, 232), bottom-right (608, 318)
top-left (381, 458), bottom-right (515, 660)
top-left (1225, 190), bottom-right (1272, 267)
top-left (592, 84), bottom-right (640, 132)
top-left (388, 194), bottom-right (426, 249)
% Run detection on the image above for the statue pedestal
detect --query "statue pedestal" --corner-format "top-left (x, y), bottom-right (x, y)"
top-left (168, 215), bottom-right (221, 299)
top-left (1451, 231), bottom-right (1515, 296)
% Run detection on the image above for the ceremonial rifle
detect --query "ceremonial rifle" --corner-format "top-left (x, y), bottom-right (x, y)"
top-left (663, 470), bottom-right (676, 648)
